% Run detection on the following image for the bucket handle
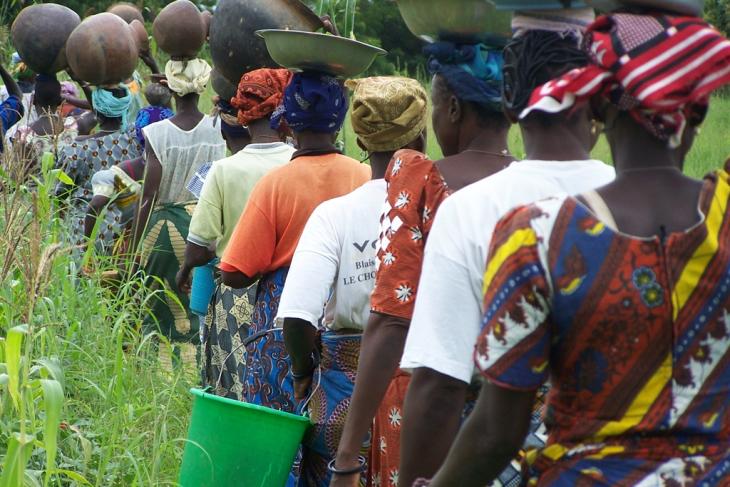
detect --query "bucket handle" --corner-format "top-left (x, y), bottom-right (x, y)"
top-left (212, 328), bottom-right (320, 415)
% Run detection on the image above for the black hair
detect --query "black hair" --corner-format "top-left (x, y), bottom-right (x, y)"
top-left (503, 31), bottom-right (588, 118)
top-left (94, 87), bottom-right (127, 124)
top-left (34, 75), bottom-right (62, 108)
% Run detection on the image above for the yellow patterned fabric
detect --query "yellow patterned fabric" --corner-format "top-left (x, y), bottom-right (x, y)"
top-left (345, 76), bottom-right (428, 152)
top-left (142, 201), bottom-right (199, 342)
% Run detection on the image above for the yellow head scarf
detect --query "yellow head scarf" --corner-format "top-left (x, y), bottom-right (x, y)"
top-left (346, 76), bottom-right (428, 153)
top-left (164, 59), bottom-right (212, 97)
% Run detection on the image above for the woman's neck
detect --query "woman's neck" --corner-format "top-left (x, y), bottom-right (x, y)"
top-left (458, 125), bottom-right (511, 156)
top-left (522, 123), bottom-right (591, 161)
top-left (369, 152), bottom-right (394, 180)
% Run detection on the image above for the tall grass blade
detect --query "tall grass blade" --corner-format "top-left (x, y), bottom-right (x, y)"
top-left (0, 433), bottom-right (35, 487)
top-left (6, 324), bottom-right (28, 411)
top-left (40, 379), bottom-right (63, 487)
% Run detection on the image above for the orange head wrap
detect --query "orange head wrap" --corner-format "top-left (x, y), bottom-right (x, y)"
top-left (230, 68), bottom-right (292, 126)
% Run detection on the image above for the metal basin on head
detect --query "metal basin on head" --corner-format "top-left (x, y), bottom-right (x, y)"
top-left (257, 30), bottom-right (387, 79)
top-left (396, 0), bottom-right (512, 43)
top-left (585, 0), bottom-right (704, 15)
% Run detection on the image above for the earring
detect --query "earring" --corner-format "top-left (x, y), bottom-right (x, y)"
top-left (591, 121), bottom-right (599, 136)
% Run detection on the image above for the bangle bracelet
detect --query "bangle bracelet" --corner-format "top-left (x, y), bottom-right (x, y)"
top-left (327, 456), bottom-right (366, 475)
top-left (290, 350), bottom-right (320, 380)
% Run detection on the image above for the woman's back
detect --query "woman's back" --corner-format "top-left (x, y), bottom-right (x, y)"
top-left (142, 116), bottom-right (225, 205)
top-left (476, 168), bottom-right (730, 481)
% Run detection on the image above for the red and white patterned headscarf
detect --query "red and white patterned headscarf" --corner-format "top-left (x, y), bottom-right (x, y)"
top-left (520, 13), bottom-right (730, 148)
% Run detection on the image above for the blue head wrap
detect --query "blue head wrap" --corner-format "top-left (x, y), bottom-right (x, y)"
top-left (92, 86), bottom-right (133, 131)
top-left (270, 72), bottom-right (348, 133)
top-left (425, 42), bottom-right (504, 111)
top-left (134, 105), bottom-right (175, 149)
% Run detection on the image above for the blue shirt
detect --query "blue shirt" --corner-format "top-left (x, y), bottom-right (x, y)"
top-left (0, 95), bottom-right (24, 153)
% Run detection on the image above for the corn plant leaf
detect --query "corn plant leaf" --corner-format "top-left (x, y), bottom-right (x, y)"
top-left (0, 432), bottom-right (35, 487)
top-left (48, 470), bottom-right (91, 486)
top-left (6, 324), bottom-right (29, 411)
top-left (35, 358), bottom-right (65, 390)
top-left (40, 379), bottom-right (63, 487)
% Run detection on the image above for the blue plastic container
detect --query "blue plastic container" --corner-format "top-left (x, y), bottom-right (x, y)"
top-left (190, 260), bottom-right (217, 316)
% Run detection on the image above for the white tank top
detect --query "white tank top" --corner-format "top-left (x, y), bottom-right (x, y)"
top-left (143, 116), bottom-right (226, 205)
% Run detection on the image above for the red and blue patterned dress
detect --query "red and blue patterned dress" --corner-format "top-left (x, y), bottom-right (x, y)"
top-left (476, 167), bottom-right (730, 485)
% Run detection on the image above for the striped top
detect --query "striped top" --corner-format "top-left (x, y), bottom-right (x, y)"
top-left (475, 168), bottom-right (730, 485)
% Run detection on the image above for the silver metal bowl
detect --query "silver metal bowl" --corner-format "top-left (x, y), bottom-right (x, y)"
top-left (585, 0), bottom-right (703, 15)
top-left (489, 0), bottom-right (589, 10)
top-left (396, 0), bottom-right (512, 43)
top-left (255, 30), bottom-right (387, 79)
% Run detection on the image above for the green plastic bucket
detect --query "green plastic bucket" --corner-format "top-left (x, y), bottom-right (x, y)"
top-left (179, 388), bottom-right (311, 486)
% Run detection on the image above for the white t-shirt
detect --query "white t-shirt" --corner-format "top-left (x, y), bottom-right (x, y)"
top-left (401, 159), bottom-right (616, 383)
top-left (276, 179), bottom-right (386, 332)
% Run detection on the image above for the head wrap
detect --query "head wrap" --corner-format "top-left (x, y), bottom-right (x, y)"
top-left (424, 42), bottom-right (503, 111)
top-left (60, 81), bottom-right (79, 98)
top-left (345, 76), bottom-right (428, 152)
top-left (511, 8), bottom-right (595, 39)
top-left (92, 86), bottom-right (133, 130)
top-left (231, 68), bottom-right (292, 126)
top-left (521, 13), bottom-right (730, 148)
top-left (134, 105), bottom-right (174, 149)
top-left (270, 72), bottom-right (348, 134)
top-left (164, 59), bottom-right (212, 97)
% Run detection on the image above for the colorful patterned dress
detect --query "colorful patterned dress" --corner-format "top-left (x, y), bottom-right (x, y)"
top-left (368, 149), bottom-right (451, 487)
top-left (300, 332), bottom-right (367, 486)
top-left (55, 130), bottom-right (142, 259)
top-left (243, 267), bottom-right (296, 412)
top-left (476, 169), bottom-right (730, 485)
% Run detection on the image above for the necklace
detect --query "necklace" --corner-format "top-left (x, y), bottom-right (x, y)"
top-left (464, 149), bottom-right (512, 158)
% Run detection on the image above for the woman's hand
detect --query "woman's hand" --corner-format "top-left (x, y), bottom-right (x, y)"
top-left (320, 15), bottom-right (340, 36)
top-left (293, 374), bottom-right (312, 401)
top-left (329, 470), bottom-right (362, 487)
top-left (176, 266), bottom-right (192, 294)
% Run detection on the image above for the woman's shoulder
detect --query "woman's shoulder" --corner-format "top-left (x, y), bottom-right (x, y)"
top-left (385, 149), bottom-right (435, 183)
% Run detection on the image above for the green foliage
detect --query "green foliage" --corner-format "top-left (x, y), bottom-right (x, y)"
top-left (0, 145), bottom-right (196, 485)
top-left (706, 0), bottom-right (730, 35)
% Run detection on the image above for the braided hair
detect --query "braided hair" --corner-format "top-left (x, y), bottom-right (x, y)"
top-left (503, 31), bottom-right (587, 119)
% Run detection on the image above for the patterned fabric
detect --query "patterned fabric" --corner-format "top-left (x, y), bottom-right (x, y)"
top-left (185, 161), bottom-right (213, 200)
top-left (135, 105), bottom-right (174, 150)
top-left (243, 267), bottom-right (296, 412)
top-left (424, 43), bottom-right (504, 110)
top-left (369, 370), bottom-right (409, 487)
top-left (164, 59), bottom-right (212, 97)
top-left (345, 77), bottom-right (428, 153)
top-left (14, 116), bottom-right (78, 165)
top-left (300, 332), bottom-right (368, 487)
top-left (370, 149), bottom-right (452, 319)
top-left (521, 13), bottom-right (730, 148)
top-left (231, 68), bottom-right (292, 126)
top-left (56, 130), bottom-right (142, 257)
top-left (142, 202), bottom-right (198, 343)
top-left (270, 73), bottom-right (348, 134)
top-left (475, 170), bottom-right (730, 485)
top-left (0, 95), bottom-right (23, 152)
top-left (200, 282), bottom-right (257, 399)
top-left (90, 161), bottom-right (143, 224)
